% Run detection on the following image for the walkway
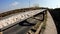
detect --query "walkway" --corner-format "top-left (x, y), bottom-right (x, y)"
top-left (43, 11), bottom-right (57, 34)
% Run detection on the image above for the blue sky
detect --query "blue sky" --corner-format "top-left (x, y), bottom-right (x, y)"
top-left (0, 0), bottom-right (60, 12)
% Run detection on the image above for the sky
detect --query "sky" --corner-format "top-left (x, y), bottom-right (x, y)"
top-left (0, 0), bottom-right (60, 12)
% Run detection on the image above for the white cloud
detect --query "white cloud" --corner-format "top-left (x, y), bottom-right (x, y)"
top-left (11, 1), bottom-right (19, 6)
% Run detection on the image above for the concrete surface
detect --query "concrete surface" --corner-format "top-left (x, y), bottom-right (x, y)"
top-left (43, 11), bottom-right (57, 34)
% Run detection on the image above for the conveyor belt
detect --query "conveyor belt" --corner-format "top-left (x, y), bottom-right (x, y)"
top-left (2, 10), bottom-right (45, 34)
top-left (0, 9), bottom-right (46, 32)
